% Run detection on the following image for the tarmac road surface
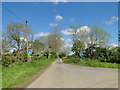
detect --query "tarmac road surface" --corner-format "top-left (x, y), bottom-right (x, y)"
top-left (27, 59), bottom-right (118, 88)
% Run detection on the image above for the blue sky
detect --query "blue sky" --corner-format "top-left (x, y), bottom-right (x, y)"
top-left (2, 2), bottom-right (118, 47)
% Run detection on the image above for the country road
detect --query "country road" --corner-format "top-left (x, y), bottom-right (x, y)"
top-left (27, 59), bottom-right (118, 88)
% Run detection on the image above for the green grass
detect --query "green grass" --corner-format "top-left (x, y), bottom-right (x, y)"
top-left (63, 58), bottom-right (119, 69)
top-left (74, 60), bottom-right (119, 68)
top-left (2, 58), bottom-right (54, 88)
top-left (0, 65), bottom-right (2, 89)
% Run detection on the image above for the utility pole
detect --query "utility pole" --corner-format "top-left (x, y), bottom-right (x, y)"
top-left (25, 20), bottom-right (28, 62)
top-left (48, 46), bottom-right (51, 59)
top-left (25, 20), bottom-right (32, 62)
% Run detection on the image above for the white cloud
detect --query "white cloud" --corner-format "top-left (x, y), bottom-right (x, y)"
top-left (9, 48), bottom-right (16, 53)
top-left (106, 16), bottom-right (118, 25)
top-left (64, 43), bottom-right (73, 48)
top-left (62, 26), bottom-right (90, 35)
top-left (61, 38), bottom-right (64, 41)
top-left (49, 23), bottom-right (58, 27)
top-left (55, 15), bottom-right (63, 21)
top-left (109, 44), bottom-right (118, 47)
top-left (67, 39), bottom-right (72, 42)
top-left (9, 49), bottom-right (14, 53)
top-left (51, 0), bottom-right (68, 4)
top-left (35, 32), bottom-right (50, 37)
top-left (61, 28), bottom-right (73, 35)
top-left (61, 29), bottom-right (70, 35)
top-left (67, 44), bottom-right (73, 47)
top-left (77, 25), bottom-right (91, 33)
top-left (20, 37), bottom-right (27, 41)
top-left (69, 52), bottom-right (75, 55)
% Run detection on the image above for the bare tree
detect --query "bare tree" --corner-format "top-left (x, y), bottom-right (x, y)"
top-left (61, 46), bottom-right (71, 55)
top-left (90, 24), bottom-right (110, 46)
top-left (32, 39), bottom-right (45, 55)
top-left (46, 26), bottom-right (64, 58)
top-left (69, 24), bottom-right (110, 48)
top-left (2, 32), bottom-right (11, 54)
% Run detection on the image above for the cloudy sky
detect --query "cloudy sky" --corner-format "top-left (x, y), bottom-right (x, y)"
top-left (2, 2), bottom-right (118, 47)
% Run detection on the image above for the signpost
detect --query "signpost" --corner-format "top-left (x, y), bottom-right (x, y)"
top-left (28, 49), bottom-right (32, 62)
top-left (80, 52), bottom-right (83, 55)
top-left (28, 49), bottom-right (32, 54)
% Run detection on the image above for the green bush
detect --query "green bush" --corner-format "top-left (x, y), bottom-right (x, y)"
top-left (81, 57), bottom-right (91, 61)
top-left (50, 51), bottom-right (58, 59)
top-left (39, 56), bottom-right (47, 59)
top-left (63, 56), bottom-right (119, 68)
top-left (50, 54), bottom-right (58, 59)
top-left (110, 51), bottom-right (120, 63)
top-left (62, 59), bottom-right (71, 63)
top-left (66, 55), bottom-right (79, 59)
top-left (63, 55), bottom-right (80, 64)
top-left (2, 55), bottom-right (16, 67)
top-left (20, 51), bottom-right (27, 62)
top-left (59, 52), bottom-right (66, 58)
top-left (31, 56), bottom-right (38, 60)
top-left (98, 57), bottom-right (106, 62)
top-left (31, 56), bottom-right (47, 60)
top-left (2, 56), bottom-right (11, 67)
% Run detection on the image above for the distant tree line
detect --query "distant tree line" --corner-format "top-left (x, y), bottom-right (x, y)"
top-left (2, 22), bottom-right (120, 67)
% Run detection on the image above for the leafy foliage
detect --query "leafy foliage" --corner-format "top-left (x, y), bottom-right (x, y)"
top-left (72, 40), bottom-right (84, 58)
top-left (59, 52), bottom-right (66, 58)
top-left (2, 55), bottom-right (15, 67)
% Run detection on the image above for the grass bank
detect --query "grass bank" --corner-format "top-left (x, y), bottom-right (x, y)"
top-left (0, 66), bottom-right (2, 90)
top-left (62, 57), bottom-right (119, 69)
top-left (2, 58), bottom-right (54, 88)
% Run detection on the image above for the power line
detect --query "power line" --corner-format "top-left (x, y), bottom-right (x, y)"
top-left (2, 5), bottom-right (24, 22)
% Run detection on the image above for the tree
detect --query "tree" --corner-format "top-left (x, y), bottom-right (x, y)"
top-left (5, 22), bottom-right (33, 61)
top-left (90, 24), bottom-right (110, 46)
top-left (59, 52), bottom-right (66, 58)
top-left (108, 47), bottom-right (120, 63)
top-left (86, 24), bottom-right (111, 58)
top-left (72, 40), bottom-right (84, 58)
top-left (69, 25), bottom-right (91, 46)
top-left (32, 39), bottom-right (45, 55)
top-left (61, 46), bottom-right (71, 55)
top-left (45, 26), bottom-right (64, 58)
top-left (84, 43), bottom-right (97, 58)
top-left (69, 24), bottom-right (110, 59)
top-left (2, 32), bottom-right (11, 54)
top-left (69, 25), bottom-right (89, 57)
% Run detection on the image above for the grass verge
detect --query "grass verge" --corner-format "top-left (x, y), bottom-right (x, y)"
top-left (2, 58), bottom-right (54, 88)
top-left (0, 65), bottom-right (2, 89)
top-left (63, 57), bottom-right (119, 69)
